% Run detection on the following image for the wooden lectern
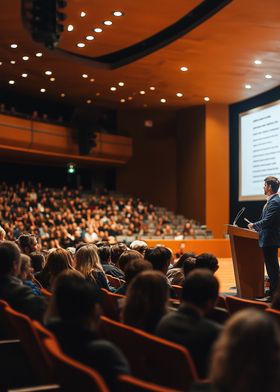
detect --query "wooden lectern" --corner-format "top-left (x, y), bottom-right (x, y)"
top-left (227, 225), bottom-right (264, 298)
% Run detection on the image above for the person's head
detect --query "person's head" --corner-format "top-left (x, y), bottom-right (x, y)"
top-left (0, 226), bottom-right (6, 241)
top-left (17, 234), bottom-right (39, 255)
top-left (19, 254), bottom-right (33, 281)
top-left (75, 244), bottom-right (104, 277)
top-left (122, 270), bottom-right (169, 333)
top-left (45, 248), bottom-right (73, 282)
top-left (182, 269), bottom-right (219, 313)
top-left (110, 243), bottom-right (128, 265)
top-left (129, 240), bottom-right (148, 255)
top-left (264, 176), bottom-right (280, 195)
top-left (118, 250), bottom-right (143, 272)
top-left (0, 241), bottom-right (21, 277)
top-left (47, 270), bottom-right (101, 328)
top-left (97, 243), bottom-right (111, 265)
top-left (144, 246), bottom-right (172, 274)
top-left (182, 256), bottom-right (197, 277)
top-left (196, 253), bottom-right (219, 273)
top-left (29, 251), bottom-right (45, 273)
top-left (124, 258), bottom-right (153, 285)
top-left (210, 309), bottom-right (280, 392)
top-left (173, 252), bottom-right (196, 269)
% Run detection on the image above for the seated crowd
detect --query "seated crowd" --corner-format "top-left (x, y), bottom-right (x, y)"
top-left (1, 230), bottom-right (280, 392)
top-left (0, 181), bottom-right (204, 247)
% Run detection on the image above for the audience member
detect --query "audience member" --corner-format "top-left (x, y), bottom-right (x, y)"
top-left (167, 252), bottom-right (196, 285)
top-left (0, 241), bottom-right (47, 321)
top-left (145, 246), bottom-right (172, 274)
top-left (45, 270), bottom-right (130, 390)
top-left (129, 240), bottom-right (148, 255)
top-left (97, 242), bottom-right (124, 279)
top-left (122, 270), bottom-right (169, 333)
top-left (17, 233), bottom-right (39, 255)
top-left (116, 258), bottom-right (152, 295)
top-left (0, 225), bottom-right (6, 241)
top-left (29, 251), bottom-right (45, 273)
top-left (19, 254), bottom-right (42, 295)
top-left (156, 269), bottom-right (221, 378)
top-left (118, 250), bottom-right (143, 272)
top-left (110, 243), bottom-right (128, 265)
top-left (195, 253), bottom-right (219, 273)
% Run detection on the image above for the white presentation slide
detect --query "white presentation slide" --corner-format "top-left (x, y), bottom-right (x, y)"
top-left (239, 100), bottom-right (280, 201)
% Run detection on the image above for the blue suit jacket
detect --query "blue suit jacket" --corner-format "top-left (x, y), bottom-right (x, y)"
top-left (253, 194), bottom-right (280, 248)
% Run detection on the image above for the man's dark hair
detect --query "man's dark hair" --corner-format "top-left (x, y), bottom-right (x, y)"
top-left (97, 243), bottom-right (111, 264)
top-left (17, 234), bottom-right (37, 254)
top-left (110, 243), bottom-right (128, 265)
top-left (173, 252), bottom-right (196, 269)
top-left (182, 269), bottom-right (219, 308)
top-left (53, 270), bottom-right (100, 322)
top-left (124, 258), bottom-right (152, 284)
top-left (196, 253), bottom-right (219, 273)
top-left (144, 246), bottom-right (172, 273)
top-left (183, 257), bottom-right (197, 277)
top-left (0, 241), bottom-right (21, 275)
top-left (265, 176), bottom-right (280, 193)
top-left (118, 250), bottom-right (143, 271)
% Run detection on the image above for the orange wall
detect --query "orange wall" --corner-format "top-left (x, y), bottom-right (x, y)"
top-left (205, 104), bottom-right (229, 238)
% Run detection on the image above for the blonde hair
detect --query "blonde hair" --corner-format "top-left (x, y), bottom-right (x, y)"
top-left (75, 244), bottom-right (104, 277)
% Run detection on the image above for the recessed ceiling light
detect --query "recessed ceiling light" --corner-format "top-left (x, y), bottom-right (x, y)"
top-left (143, 104), bottom-right (148, 108)
top-left (96, 92), bottom-right (100, 96)
top-left (86, 99), bottom-right (92, 104)
top-left (10, 60), bottom-right (16, 64)
top-left (176, 93), bottom-right (183, 97)
top-left (254, 59), bottom-right (262, 65)
top-left (110, 87), bottom-right (117, 91)
top-left (140, 91), bottom-right (146, 95)
top-left (0, 62), bottom-right (3, 65)
top-left (80, 11), bottom-right (86, 17)
top-left (10, 44), bottom-right (18, 49)
top-left (45, 71), bottom-right (52, 75)
top-left (120, 99), bottom-right (126, 103)
top-left (36, 52), bottom-right (43, 57)
top-left (77, 43), bottom-right (85, 48)
top-left (22, 56), bottom-right (29, 61)
top-left (86, 35), bottom-right (94, 41)
top-left (21, 73), bottom-right (28, 78)
top-left (204, 96), bottom-right (210, 101)
top-left (265, 74), bottom-right (272, 79)
top-left (61, 93), bottom-right (65, 97)
top-left (50, 77), bottom-right (55, 82)
top-left (90, 78), bottom-right (95, 82)
top-left (93, 28), bottom-right (103, 33)
top-left (103, 20), bottom-right (113, 26)
top-left (180, 66), bottom-right (188, 72)
top-left (160, 98), bottom-right (166, 103)
top-left (82, 74), bottom-right (88, 78)
top-left (149, 86), bottom-right (155, 90)
top-left (128, 96), bottom-right (133, 100)
top-left (67, 24), bottom-right (74, 32)
top-left (40, 88), bottom-right (46, 93)
top-left (244, 84), bottom-right (252, 89)
top-left (113, 11), bottom-right (124, 17)
top-left (9, 80), bottom-right (15, 85)
top-left (118, 82), bottom-right (124, 86)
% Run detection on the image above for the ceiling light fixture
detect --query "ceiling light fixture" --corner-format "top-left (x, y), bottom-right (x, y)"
top-left (40, 88), bottom-right (46, 93)
top-left (10, 60), bottom-right (16, 64)
top-left (128, 96), bottom-right (133, 100)
top-left (67, 24), bottom-right (74, 32)
top-left (244, 84), bottom-right (252, 89)
top-left (86, 99), bottom-right (92, 104)
top-left (204, 96), bottom-right (210, 101)
top-left (21, 73), bottom-right (28, 78)
top-left (265, 74), bottom-right (272, 79)
top-left (140, 91), bottom-right (146, 95)
top-left (176, 93), bottom-right (183, 97)
top-left (120, 99), bottom-right (126, 103)
top-left (80, 11), bottom-right (86, 17)
top-left (82, 74), bottom-right (88, 78)
top-left (10, 44), bottom-right (18, 49)
top-left (9, 80), bottom-right (15, 85)
top-left (61, 93), bottom-right (65, 97)
top-left (22, 56), bottom-right (29, 61)
top-left (112, 11), bottom-right (124, 17)
top-left (77, 43), bottom-right (85, 48)
top-left (118, 82), bottom-right (124, 86)
top-left (160, 98), bottom-right (166, 103)
top-left (180, 66), bottom-right (188, 72)
top-left (96, 92), bottom-right (100, 96)
top-left (45, 71), bottom-right (52, 75)
top-left (254, 59), bottom-right (262, 65)
top-left (36, 52), bottom-right (43, 57)
top-left (103, 20), bottom-right (113, 26)
top-left (86, 35), bottom-right (94, 41)
top-left (50, 77), bottom-right (55, 81)
top-left (110, 87), bottom-right (117, 91)
top-left (0, 62), bottom-right (2, 65)
top-left (149, 86), bottom-right (155, 90)
top-left (90, 78), bottom-right (95, 82)
top-left (93, 28), bottom-right (103, 33)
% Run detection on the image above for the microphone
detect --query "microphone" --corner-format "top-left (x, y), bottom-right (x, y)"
top-left (233, 207), bottom-right (246, 226)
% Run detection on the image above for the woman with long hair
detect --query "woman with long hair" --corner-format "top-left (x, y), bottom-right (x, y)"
top-left (121, 270), bottom-right (169, 333)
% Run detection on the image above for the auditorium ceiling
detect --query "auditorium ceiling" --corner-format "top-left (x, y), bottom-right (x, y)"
top-left (0, 0), bottom-right (279, 109)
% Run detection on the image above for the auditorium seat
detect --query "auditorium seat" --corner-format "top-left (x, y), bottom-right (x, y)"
top-left (266, 308), bottom-right (280, 325)
top-left (100, 288), bottom-right (125, 320)
top-left (216, 295), bottom-right (228, 310)
top-left (43, 337), bottom-right (109, 392)
top-left (118, 374), bottom-right (182, 392)
top-left (171, 285), bottom-right (183, 300)
top-left (99, 316), bottom-right (197, 390)
top-left (40, 288), bottom-right (53, 297)
top-left (225, 295), bottom-right (269, 315)
top-left (0, 299), bottom-right (16, 339)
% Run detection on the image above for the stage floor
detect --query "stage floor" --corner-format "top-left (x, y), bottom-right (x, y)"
top-left (216, 258), bottom-right (236, 295)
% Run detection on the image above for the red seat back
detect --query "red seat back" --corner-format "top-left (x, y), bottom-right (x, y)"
top-left (225, 295), bottom-right (268, 315)
top-left (100, 288), bottom-right (125, 320)
top-left (118, 374), bottom-right (182, 392)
